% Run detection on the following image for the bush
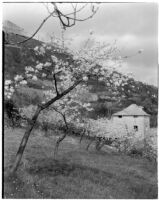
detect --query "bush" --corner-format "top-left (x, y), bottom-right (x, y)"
top-left (128, 148), bottom-right (143, 157)
top-left (4, 99), bottom-right (21, 127)
top-left (143, 142), bottom-right (157, 162)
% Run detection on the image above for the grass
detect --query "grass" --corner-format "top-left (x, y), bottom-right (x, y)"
top-left (4, 127), bottom-right (158, 199)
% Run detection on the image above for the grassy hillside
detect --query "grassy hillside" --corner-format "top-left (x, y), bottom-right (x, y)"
top-left (4, 128), bottom-right (157, 199)
top-left (4, 32), bottom-right (158, 127)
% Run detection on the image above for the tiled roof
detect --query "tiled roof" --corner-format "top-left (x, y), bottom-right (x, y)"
top-left (112, 104), bottom-right (149, 116)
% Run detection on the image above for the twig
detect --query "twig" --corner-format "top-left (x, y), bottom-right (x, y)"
top-left (79, 128), bottom-right (86, 143)
top-left (53, 73), bottom-right (59, 96)
top-left (52, 2), bottom-right (99, 29)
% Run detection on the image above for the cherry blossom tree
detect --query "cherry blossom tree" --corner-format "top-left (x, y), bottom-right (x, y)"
top-left (5, 31), bottom-right (129, 173)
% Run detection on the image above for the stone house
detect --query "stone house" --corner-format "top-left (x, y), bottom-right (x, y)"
top-left (111, 104), bottom-right (150, 141)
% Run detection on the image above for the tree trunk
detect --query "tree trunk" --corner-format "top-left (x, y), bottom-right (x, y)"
top-left (9, 80), bottom-right (81, 174)
top-left (54, 132), bottom-right (67, 159)
top-left (79, 129), bottom-right (85, 144)
top-left (95, 138), bottom-right (105, 151)
top-left (86, 136), bottom-right (94, 151)
top-left (9, 106), bottom-right (42, 174)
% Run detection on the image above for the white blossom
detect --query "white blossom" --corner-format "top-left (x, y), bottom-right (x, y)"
top-left (94, 68), bottom-right (99, 73)
top-left (20, 80), bottom-right (27, 85)
top-left (35, 63), bottom-right (43, 70)
top-left (10, 87), bottom-right (15, 92)
top-left (26, 74), bottom-right (32, 78)
top-left (98, 77), bottom-right (103, 82)
top-left (5, 86), bottom-right (8, 90)
top-left (5, 80), bottom-right (12, 85)
top-left (25, 66), bottom-right (34, 72)
top-left (39, 46), bottom-right (45, 55)
top-left (44, 62), bottom-right (52, 67)
top-left (51, 55), bottom-right (58, 63)
top-left (32, 76), bottom-right (38, 81)
top-left (83, 76), bottom-right (88, 81)
top-left (14, 75), bottom-right (23, 81)
top-left (42, 73), bottom-right (46, 77)
top-left (34, 46), bottom-right (39, 51)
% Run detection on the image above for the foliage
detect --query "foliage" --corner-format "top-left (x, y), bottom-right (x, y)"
top-left (143, 129), bottom-right (157, 162)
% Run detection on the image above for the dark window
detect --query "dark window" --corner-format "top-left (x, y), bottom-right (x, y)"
top-left (134, 125), bottom-right (138, 131)
top-left (118, 115), bottom-right (122, 118)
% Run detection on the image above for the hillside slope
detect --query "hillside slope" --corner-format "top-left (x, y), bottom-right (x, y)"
top-left (4, 127), bottom-right (157, 198)
top-left (3, 32), bottom-right (158, 127)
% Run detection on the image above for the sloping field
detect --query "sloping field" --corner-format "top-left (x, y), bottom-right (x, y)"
top-left (4, 128), bottom-right (157, 199)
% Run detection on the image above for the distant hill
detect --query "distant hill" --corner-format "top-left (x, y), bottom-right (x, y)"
top-left (3, 30), bottom-right (158, 127)
top-left (3, 20), bottom-right (28, 36)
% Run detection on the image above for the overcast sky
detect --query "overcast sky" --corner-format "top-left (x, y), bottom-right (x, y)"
top-left (3, 2), bottom-right (158, 86)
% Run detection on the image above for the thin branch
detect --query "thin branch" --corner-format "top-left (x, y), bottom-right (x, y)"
top-left (86, 137), bottom-right (94, 150)
top-left (53, 73), bottom-right (59, 95)
top-left (48, 3), bottom-right (88, 17)
top-left (79, 128), bottom-right (86, 143)
top-left (52, 2), bottom-right (99, 29)
top-left (59, 7), bottom-right (99, 22)
top-left (52, 107), bottom-right (69, 130)
top-left (41, 78), bottom-right (82, 110)
top-left (52, 107), bottom-right (69, 158)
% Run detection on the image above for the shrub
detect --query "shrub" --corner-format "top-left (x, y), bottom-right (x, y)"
top-left (4, 98), bottom-right (21, 127)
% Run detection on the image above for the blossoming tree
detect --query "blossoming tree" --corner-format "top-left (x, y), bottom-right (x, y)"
top-left (5, 33), bottom-right (130, 173)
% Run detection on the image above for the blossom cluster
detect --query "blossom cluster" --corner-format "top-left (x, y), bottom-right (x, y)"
top-left (5, 80), bottom-right (14, 99)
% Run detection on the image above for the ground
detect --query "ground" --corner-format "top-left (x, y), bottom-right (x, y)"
top-left (4, 127), bottom-right (157, 199)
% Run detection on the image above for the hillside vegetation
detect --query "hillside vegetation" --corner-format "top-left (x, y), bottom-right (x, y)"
top-left (4, 31), bottom-right (158, 199)
top-left (4, 31), bottom-right (158, 127)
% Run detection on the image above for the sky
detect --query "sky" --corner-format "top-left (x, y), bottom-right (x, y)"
top-left (3, 2), bottom-right (158, 86)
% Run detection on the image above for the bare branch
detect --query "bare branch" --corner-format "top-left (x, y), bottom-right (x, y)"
top-left (52, 106), bottom-right (69, 158)
top-left (46, 3), bottom-right (88, 17)
top-left (52, 107), bottom-right (69, 130)
top-left (61, 7), bottom-right (99, 22)
top-left (79, 128), bottom-right (86, 143)
top-left (53, 73), bottom-right (59, 95)
top-left (52, 3), bottom-right (99, 29)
